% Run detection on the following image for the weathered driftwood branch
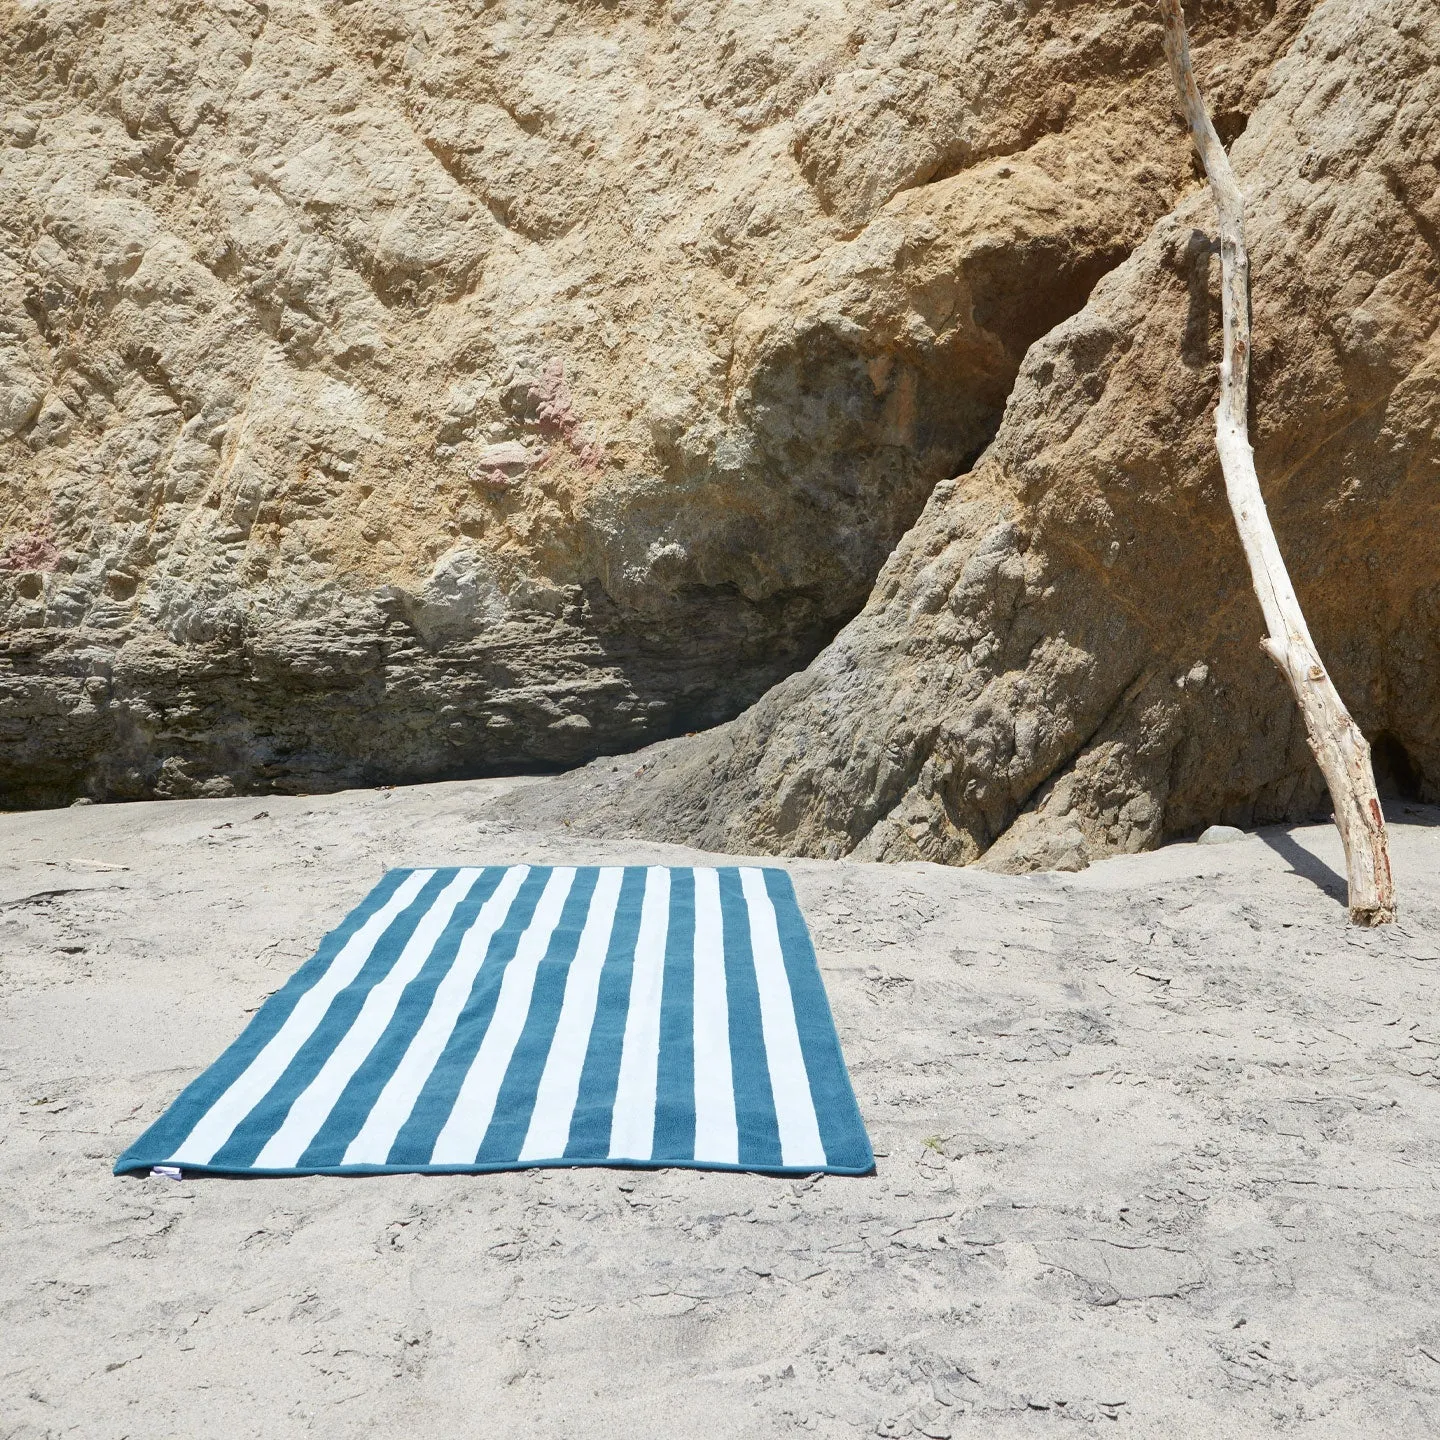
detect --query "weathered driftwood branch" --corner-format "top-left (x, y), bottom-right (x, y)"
top-left (1158, 0), bottom-right (1395, 925)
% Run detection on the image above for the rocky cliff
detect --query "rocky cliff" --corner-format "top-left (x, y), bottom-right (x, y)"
top-left (1, 0), bottom-right (1310, 808)
top-left (503, 0), bottom-right (1440, 869)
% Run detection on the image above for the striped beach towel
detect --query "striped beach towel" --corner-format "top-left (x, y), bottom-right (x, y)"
top-left (116, 865), bottom-right (873, 1178)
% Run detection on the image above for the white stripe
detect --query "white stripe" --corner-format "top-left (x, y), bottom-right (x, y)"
top-left (340, 866), bottom-right (530, 1165)
top-left (252, 869), bottom-right (484, 1169)
top-left (168, 870), bottom-right (435, 1166)
top-left (739, 867), bottom-right (825, 1168)
top-left (429, 868), bottom-right (577, 1165)
top-left (607, 867), bottom-right (670, 1161)
top-left (517, 867), bottom-right (625, 1162)
top-left (691, 867), bottom-right (738, 1164)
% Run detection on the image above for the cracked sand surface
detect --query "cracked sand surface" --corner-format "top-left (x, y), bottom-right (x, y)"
top-left (2, 780), bottom-right (1438, 1436)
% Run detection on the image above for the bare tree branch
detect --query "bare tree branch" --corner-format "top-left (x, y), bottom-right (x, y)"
top-left (1157, 0), bottom-right (1395, 925)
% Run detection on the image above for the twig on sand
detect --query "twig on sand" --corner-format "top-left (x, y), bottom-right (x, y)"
top-left (0, 886), bottom-right (123, 908)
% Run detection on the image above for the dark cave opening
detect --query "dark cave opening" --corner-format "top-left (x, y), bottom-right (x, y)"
top-left (1371, 730), bottom-right (1423, 801)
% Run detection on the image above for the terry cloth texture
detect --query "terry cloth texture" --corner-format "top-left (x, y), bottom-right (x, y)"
top-left (115, 866), bottom-right (874, 1178)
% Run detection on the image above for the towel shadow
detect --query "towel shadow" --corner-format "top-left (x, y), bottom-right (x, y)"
top-left (1257, 826), bottom-right (1347, 904)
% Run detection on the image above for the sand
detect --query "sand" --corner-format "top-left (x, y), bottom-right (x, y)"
top-left (2, 779), bottom-right (1438, 1437)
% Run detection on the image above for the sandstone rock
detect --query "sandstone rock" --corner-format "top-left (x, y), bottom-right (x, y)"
top-left (0, 0), bottom-right (1306, 805)
top-left (510, 0), bottom-right (1440, 871)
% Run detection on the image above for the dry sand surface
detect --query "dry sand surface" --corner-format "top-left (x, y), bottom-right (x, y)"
top-left (3, 779), bottom-right (1439, 1438)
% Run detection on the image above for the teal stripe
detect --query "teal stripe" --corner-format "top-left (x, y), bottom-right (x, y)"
top-left (563, 867), bottom-right (648, 1159)
top-left (653, 866), bottom-right (696, 1162)
top-left (762, 868), bottom-right (874, 1172)
top-left (717, 867), bottom-right (781, 1168)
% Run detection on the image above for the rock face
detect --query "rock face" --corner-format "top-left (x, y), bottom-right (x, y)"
top-left (0, 0), bottom-right (1307, 806)
top-left (508, 0), bottom-right (1440, 871)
